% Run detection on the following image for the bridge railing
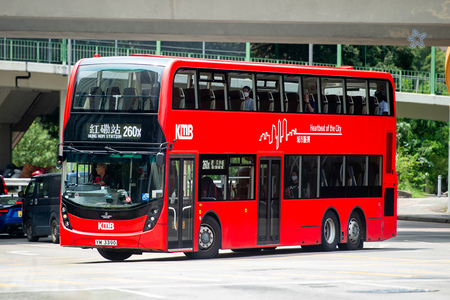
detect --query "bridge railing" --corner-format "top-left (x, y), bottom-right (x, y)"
top-left (1, 38), bottom-right (447, 96)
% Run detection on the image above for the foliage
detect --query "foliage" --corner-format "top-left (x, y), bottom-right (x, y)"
top-left (39, 107), bottom-right (60, 140)
top-left (397, 119), bottom-right (448, 194)
top-left (12, 118), bottom-right (59, 168)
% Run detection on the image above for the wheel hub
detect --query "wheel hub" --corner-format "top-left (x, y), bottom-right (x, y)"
top-left (324, 218), bottom-right (336, 244)
top-left (199, 225), bottom-right (214, 249)
top-left (348, 218), bottom-right (360, 243)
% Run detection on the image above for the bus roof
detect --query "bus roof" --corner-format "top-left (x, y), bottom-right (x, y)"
top-left (79, 54), bottom-right (391, 80)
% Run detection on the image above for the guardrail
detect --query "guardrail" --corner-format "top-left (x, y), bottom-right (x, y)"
top-left (0, 38), bottom-right (447, 96)
top-left (4, 178), bottom-right (31, 192)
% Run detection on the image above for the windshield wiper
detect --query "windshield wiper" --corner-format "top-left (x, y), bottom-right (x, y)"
top-left (105, 145), bottom-right (123, 154)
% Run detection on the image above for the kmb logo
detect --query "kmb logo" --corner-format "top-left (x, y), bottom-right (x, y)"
top-left (176, 124), bottom-right (193, 140)
top-left (98, 222), bottom-right (114, 230)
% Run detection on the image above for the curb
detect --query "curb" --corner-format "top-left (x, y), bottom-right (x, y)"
top-left (398, 215), bottom-right (450, 224)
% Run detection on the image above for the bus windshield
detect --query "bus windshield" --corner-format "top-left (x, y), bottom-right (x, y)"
top-left (62, 153), bottom-right (165, 209)
top-left (72, 64), bottom-right (163, 112)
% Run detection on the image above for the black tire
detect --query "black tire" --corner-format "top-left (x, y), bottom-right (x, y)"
top-left (184, 216), bottom-right (221, 259)
top-left (319, 211), bottom-right (339, 251)
top-left (339, 212), bottom-right (364, 250)
top-left (97, 249), bottom-right (132, 261)
top-left (50, 219), bottom-right (59, 244)
top-left (26, 220), bottom-right (39, 242)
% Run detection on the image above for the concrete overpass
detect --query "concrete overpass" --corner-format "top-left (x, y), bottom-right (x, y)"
top-left (1, 0), bottom-right (450, 46)
top-left (396, 93), bottom-right (449, 121)
top-left (0, 61), bottom-right (67, 169)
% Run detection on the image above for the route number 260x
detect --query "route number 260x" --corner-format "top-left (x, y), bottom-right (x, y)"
top-left (123, 126), bottom-right (142, 138)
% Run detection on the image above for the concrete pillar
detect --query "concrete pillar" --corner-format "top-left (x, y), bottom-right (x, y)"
top-left (337, 44), bottom-right (342, 67)
top-left (430, 46), bottom-right (436, 95)
top-left (59, 89), bottom-right (66, 155)
top-left (156, 41), bottom-right (161, 55)
top-left (0, 124), bottom-right (12, 170)
top-left (245, 42), bottom-right (251, 62)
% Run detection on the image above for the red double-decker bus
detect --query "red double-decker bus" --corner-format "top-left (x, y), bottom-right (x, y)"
top-left (60, 55), bottom-right (397, 261)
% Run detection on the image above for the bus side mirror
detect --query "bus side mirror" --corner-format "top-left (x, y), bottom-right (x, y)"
top-left (56, 155), bottom-right (63, 170)
top-left (18, 191), bottom-right (24, 198)
top-left (156, 152), bottom-right (165, 166)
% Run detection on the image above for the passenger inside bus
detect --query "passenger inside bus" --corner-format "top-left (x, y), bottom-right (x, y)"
top-left (242, 86), bottom-right (254, 111)
top-left (303, 89), bottom-right (315, 112)
top-left (201, 176), bottom-right (222, 200)
top-left (376, 90), bottom-right (388, 115)
top-left (286, 170), bottom-right (299, 198)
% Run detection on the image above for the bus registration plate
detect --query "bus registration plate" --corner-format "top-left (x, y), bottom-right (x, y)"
top-left (95, 240), bottom-right (117, 246)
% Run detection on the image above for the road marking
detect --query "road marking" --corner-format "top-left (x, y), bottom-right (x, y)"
top-left (0, 283), bottom-right (22, 287)
top-left (7, 251), bottom-right (38, 256)
top-left (33, 279), bottom-right (86, 285)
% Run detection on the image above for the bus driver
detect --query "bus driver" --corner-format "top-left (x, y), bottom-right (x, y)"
top-left (92, 163), bottom-right (111, 186)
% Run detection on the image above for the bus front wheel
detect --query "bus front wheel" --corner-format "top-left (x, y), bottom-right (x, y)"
top-left (97, 249), bottom-right (132, 261)
top-left (185, 216), bottom-right (221, 259)
top-left (320, 211), bottom-right (339, 251)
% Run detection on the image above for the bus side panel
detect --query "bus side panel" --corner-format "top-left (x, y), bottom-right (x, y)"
top-left (200, 201), bottom-right (258, 249)
top-left (281, 199), bottom-right (341, 246)
top-left (366, 218), bottom-right (382, 242)
top-left (382, 216), bottom-right (397, 240)
top-left (281, 198), bottom-right (385, 246)
top-left (281, 200), bottom-right (320, 245)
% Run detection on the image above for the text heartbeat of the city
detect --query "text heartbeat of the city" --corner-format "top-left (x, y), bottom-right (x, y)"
top-left (259, 119), bottom-right (342, 149)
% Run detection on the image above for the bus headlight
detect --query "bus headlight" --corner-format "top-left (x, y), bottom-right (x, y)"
top-left (143, 199), bottom-right (163, 232)
top-left (61, 203), bottom-right (72, 229)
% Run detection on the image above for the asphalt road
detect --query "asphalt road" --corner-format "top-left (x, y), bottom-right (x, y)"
top-left (1, 220), bottom-right (449, 300)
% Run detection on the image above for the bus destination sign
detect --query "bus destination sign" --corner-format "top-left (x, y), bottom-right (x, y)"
top-left (202, 159), bottom-right (225, 170)
top-left (87, 123), bottom-right (142, 140)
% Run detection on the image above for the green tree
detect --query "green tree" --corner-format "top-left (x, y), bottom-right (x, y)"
top-left (12, 117), bottom-right (59, 167)
top-left (39, 107), bottom-right (60, 140)
top-left (397, 118), bottom-right (448, 195)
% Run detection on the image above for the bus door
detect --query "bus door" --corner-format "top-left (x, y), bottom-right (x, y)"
top-left (257, 157), bottom-right (281, 245)
top-left (167, 156), bottom-right (195, 251)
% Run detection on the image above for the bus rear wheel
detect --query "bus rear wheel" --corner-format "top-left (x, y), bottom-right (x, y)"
top-left (185, 216), bottom-right (221, 259)
top-left (97, 249), bottom-right (132, 261)
top-left (319, 211), bottom-right (339, 251)
top-left (339, 212), bottom-right (364, 250)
